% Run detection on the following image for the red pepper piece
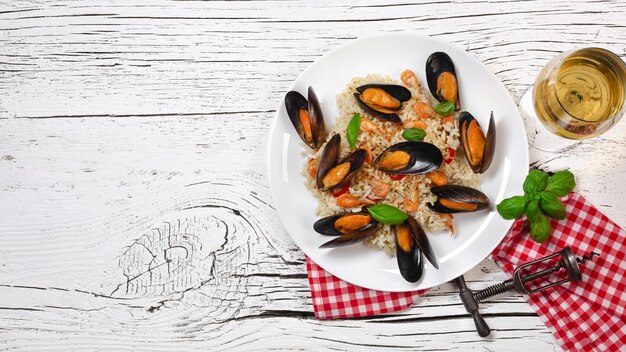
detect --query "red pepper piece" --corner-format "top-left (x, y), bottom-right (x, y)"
top-left (388, 173), bottom-right (406, 181)
top-left (445, 148), bottom-right (455, 164)
top-left (331, 182), bottom-right (351, 197)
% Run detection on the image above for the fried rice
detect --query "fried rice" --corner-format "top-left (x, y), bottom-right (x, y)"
top-left (303, 73), bottom-right (479, 256)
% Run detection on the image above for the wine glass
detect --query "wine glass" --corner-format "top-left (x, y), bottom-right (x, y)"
top-left (520, 47), bottom-right (626, 152)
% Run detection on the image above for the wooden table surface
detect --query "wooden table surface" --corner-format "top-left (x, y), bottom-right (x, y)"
top-left (1, 1), bottom-right (625, 351)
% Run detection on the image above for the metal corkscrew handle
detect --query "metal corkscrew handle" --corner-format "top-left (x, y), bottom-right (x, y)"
top-left (454, 246), bottom-right (600, 337)
top-left (454, 276), bottom-right (490, 337)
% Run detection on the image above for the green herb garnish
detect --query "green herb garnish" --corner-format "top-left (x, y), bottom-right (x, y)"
top-left (496, 169), bottom-right (575, 243)
top-left (495, 195), bottom-right (528, 220)
top-left (402, 128), bottom-right (426, 141)
top-left (346, 113), bottom-right (361, 149)
top-left (523, 170), bottom-right (550, 195)
top-left (367, 204), bottom-right (408, 225)
top-left (530, 213), bottom-right (552, 243)
top-left (539, 191), bottom-right (566, 220)
top-left (545, 170), bottom-right (576, 196)
top-left (525, 199), bottom-right (540, 222)
top-left (434, 101), bottom-right (455, 116)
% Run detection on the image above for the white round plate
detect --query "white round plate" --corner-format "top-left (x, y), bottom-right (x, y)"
top-left (267, 33), bottom-right (528, 292)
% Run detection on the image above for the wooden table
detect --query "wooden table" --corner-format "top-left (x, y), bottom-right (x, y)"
top-left (1, 1), bottom-right (624, 351)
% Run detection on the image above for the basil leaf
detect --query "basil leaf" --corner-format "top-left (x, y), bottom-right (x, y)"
top-left (530, 213), bottom-right (552, 243)
top-left (525, 199), bottom-right (540, 222)
top-left (367, 204), bottom-right (409, 225)
top-left (434, 101), bottom-right (455, 116)
top-left (346, 113), bottom-right (361, 149)
top-left (539, 191), bottom-right (566, 220)
top-left (402, 128), bottom-right (426, 141)
top-left (496, 195), bottom-right (528, 220)
top-left (523, 170), bottom-right (549, 195)
top-left (546, 170), bottom-right (576, 197)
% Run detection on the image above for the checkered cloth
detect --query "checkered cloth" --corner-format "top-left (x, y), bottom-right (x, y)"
top-left (306, 258), bottom-right (426, 319)
top-left (493, 192), bottom-right (625, 351)
top-left (306, 193), bottom-right (625, 351)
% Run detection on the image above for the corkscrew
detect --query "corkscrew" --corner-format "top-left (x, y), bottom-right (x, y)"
top-left (453, 246), bottom-right (600, 337)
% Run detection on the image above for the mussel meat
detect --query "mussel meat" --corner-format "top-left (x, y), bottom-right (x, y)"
top-left (315, 211), bottom-right (381, 248)
top-left (315, 134), bottom-right (366, 191)
top-left (405, 217), bottom-right (439, 270)
top-left (426, 52), bottom-right (460, 110)
top-left (459, 111), bottom-right (496, 174)
top-left (316, 134), bottom-right (340, 189)
top-left (285, 87), bottom-right (326, 149)
top-left (428, 185), bottom-right (490, 213)
top-left (394, 217), bottom-right (439, 283)
top-left (354, 84), bottom-right (411, 123)
top-left (373, 142), bottom-right (443, 175)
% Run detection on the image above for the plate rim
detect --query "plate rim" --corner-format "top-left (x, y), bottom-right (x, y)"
top-left (266, 32), bottom-right (529, 291)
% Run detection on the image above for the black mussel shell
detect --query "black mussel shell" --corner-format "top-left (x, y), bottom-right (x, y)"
top-left (318, 148), bottom-right (366, 192)
top-left (313, 211), bottom-right (378, 237)
top-left (353, 84), bottom-right (412, 123)
top-left (428, 185), bottom-right (490, 213)
top-left (405, 217), bottom-right (439, 270)
top-left (459, 111), bottom-right (496, 174)
top-left (356, 84), bottom-right (412, 103)
top-left (354, 93), bottom-right (401, 123)
top-left (372, 142), bottom-right (443, 175)
top-left (285, 88), bottom-right (325, 149)
top-left (316, 134), bottom-right (341, 189)
top-left (307, 87), bottom-right (326, 148)
top-left (285, 91), bottom-right (308, 143)
top-left (395, 222), bottom-right (424, 283)
top-left (426, 52), bottom-right (460, 110)
top-left (480, 112), bottom-right (496, 173)
top-left (320, 224), bottom-right (381, 248)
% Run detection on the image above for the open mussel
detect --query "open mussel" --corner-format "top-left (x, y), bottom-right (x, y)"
top-left (315, 211), bottom-right (381, 248)
top-left (395, 223), bottom-right (423, 283)
top-left (315, 134), bottom-right (366, 191)
top-left (316, 134), bottom-right (340, 189)
top-left (428, 185), bottom-right (490, 213)
top-left (459, 111), bottom-right (496, 174)
top-left (285, 87), bottom-right (326, 149)
top-left (373, 142), bottom-right (443, 175)
top-left (426, 52), bottom-right (460, 110)
top-left (394, 217), bottom-right (439, 283)
top-left (354, 84), bottom-right (411, 123)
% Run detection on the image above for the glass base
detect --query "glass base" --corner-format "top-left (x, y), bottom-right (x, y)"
top-left (520, 88), bottom-right (579, 152)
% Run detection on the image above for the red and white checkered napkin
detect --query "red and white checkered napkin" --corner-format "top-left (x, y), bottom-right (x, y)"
top-left (307, 192), bottom-right (625, 350)
top-left (306, 257), bottom-right (426, 319)
top-left (492, 192), bottom-right (626, 351)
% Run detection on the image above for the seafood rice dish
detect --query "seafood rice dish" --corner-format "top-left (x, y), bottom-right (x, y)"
top-left (284, 52), bottom-right (495, 283)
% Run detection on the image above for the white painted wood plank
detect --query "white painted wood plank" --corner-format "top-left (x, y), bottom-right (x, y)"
top-left (1, 0), bottom-right (625, 351)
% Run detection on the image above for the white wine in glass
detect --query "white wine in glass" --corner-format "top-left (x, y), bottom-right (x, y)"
top-left (522, 47), bottom-right (626, 150)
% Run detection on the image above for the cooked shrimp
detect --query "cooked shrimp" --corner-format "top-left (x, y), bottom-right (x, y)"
top-left (403, 197), bottom-right (418, 213)
top-left (404, 119), bottom-right (427, 130)
top-left (440, 213), bottom-right (455, 235)
top-left (369, 178), bottom-right (391, 197)
top-left (426, 170), bottom-right (448, 186)
top-left (360, 117), bottom-right (381, 135)
top-left (401, 69), bottom-right (420, 89)
top-left (308, 158), bottom-right (319, 177)
top-left (441, 115), bottom-right (454, 125)
top-left (403, 195), bottom-right (418, 212)
top-left (403, 182), bottom-right (420, 213)
top-left (413, 102), bottom-right (437, 119)
top-left (336, 194), bottom-right (373, 208)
